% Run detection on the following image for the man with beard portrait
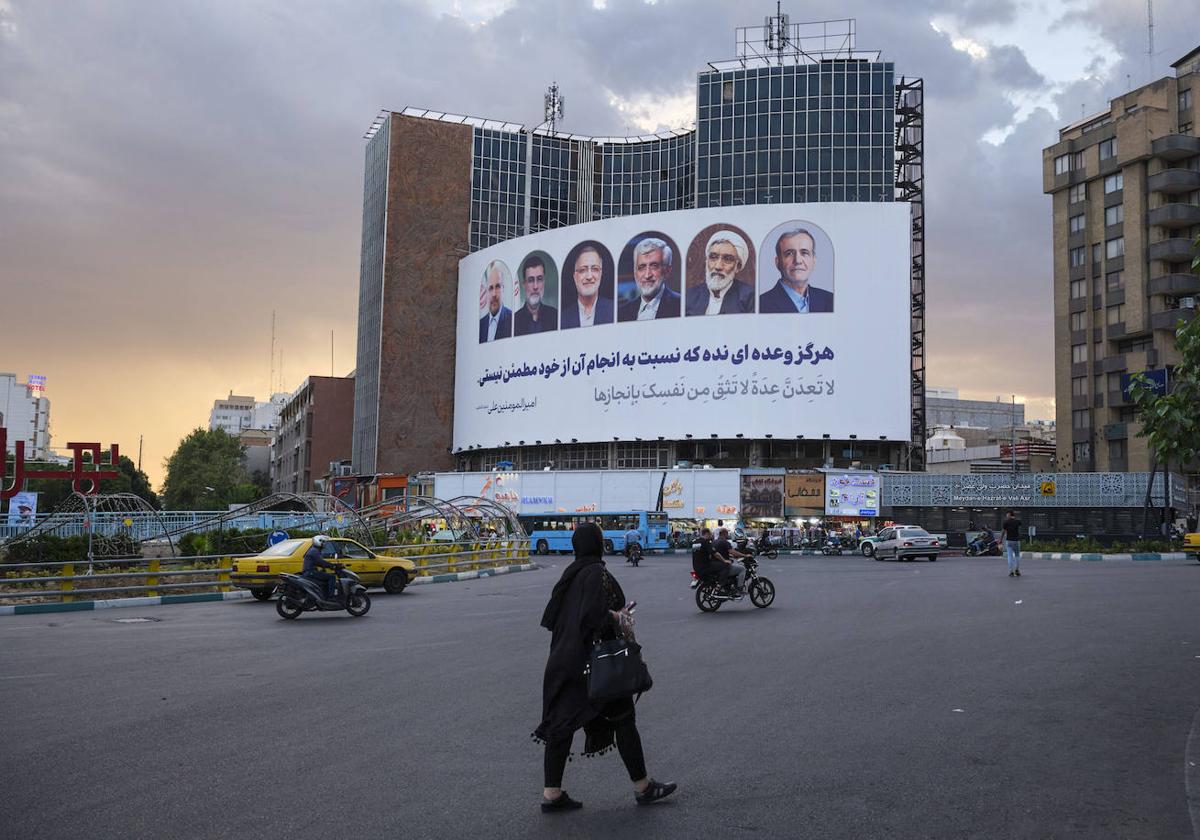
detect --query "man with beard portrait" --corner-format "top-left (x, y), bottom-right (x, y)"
top-left (685, 230), bottom-right (755, 316)
top-left (513, 254), bottom-right (558, 336)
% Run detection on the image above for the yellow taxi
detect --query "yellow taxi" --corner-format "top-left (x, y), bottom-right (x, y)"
top-left (230, 537), bottom-right (417, 600)
top-left (1184, 531), bottom-right (1200, 561)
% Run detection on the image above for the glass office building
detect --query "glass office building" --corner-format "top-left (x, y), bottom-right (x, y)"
top-left (353, 18), bottom-right (925, 477)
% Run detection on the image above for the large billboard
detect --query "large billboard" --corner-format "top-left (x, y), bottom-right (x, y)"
top-left (455, 203), bottom-right (911, 451)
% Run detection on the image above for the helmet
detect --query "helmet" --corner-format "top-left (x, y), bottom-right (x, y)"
top-left (312, 535), bottom-right (329, 548)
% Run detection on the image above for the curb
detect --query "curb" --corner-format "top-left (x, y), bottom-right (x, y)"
top-left (1024, 551), bottom-right (1194, 563)
top-left (0, 590), bottom-right (252, 616)
top-left (410, 563), bottom-right (540, 585)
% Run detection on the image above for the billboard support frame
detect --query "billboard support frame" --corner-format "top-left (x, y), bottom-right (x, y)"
top-left (895, 76), bottom-right (925, 471)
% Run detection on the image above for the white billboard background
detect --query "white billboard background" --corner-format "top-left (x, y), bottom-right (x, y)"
top-left (455, 203), bottom-right (911, 451)
top-left (435, 469), bottom-right (741, 519)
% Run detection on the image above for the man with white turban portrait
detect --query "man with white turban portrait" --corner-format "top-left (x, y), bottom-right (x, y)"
top-left (685, 230), bottom-right (756, 316)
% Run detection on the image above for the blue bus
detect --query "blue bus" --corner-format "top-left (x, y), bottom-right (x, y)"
top-left (519, 511), bottom-right (672, 555)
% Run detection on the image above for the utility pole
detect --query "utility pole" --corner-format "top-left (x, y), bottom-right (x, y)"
top-left (330, 330), bottom-right (334, 376)
top-left (1011, 395), bottom-right (1017, 473)
top-left (137, 435), bottom-right (143, 472)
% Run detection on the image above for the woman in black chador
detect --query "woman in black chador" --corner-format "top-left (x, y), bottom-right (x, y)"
top-left (533, 522), bottom-right (677, 812)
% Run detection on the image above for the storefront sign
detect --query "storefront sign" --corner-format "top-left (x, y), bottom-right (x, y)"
top-left (741, 474), bottom-right (783, 519)
top-left (825, 471), bottom-right (880, 517)
top-left (784, 472), bottom-right (824, 516)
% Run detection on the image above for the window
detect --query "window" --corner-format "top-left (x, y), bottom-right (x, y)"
top-left (1073, 442), bottom-right (1091, 463)
top-left (1105, 237), bottom-right (1124, 259)
top-left (1071, 151), bottom-right (1084, 171)
top-left (1069, 246), bottom-right (1086, 267)
top-left (1181, 89), bottom-right (1193, 112)
top-left (1054, 154), bottom-right (1071, 175)
top-left (1072, 409), bottom-right (1091, 429)
top-left (1069, 214), bottom-right (1086, 233)
top-left (1104, 204), bottom-right (1123, 226)
top-left (1070, 311), bottom-right (1086, 331)
top-left (1098, 138), bottom-right (1116, 160)
top-left (1106, 372), bottom-right (1124, 393)
top-left (1106, 270), bottom-right (1124, 291)
top-left (1069, 183), bottom-right (1087, 203)
top-left (1108, 439), bottom-right (1127, 463)
top-left (1106, 304), bottom-right (1125, 325)
top-left (1072, 376), bottom-right (1087, 396)
top-left (1117, 335), bottom-right (1153, 353)
top-left (1072, 343), bottom-right (1088, 363)
top-left (1104, 173), bottom-right (1123, 193)
top-left (1070, 278), bottom-right (1087, 299)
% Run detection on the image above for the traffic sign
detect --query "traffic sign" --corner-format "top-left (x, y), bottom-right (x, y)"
top-left (267, 529), bottom-right (289, 546)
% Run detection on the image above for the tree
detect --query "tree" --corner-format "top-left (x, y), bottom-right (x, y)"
top-left (161, 428), bottom-right (251, 510)
top-left (1128, 233), bottom-right (1200, 533)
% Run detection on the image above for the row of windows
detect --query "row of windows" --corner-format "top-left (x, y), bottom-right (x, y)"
top-left (1068, 203), bottom-right (1124, 233)
top-left (1068, 236), bottom-right (1123, 268)
top-left (698, 64), bottom-right (894, 106)
top-left (1069, 271), bottom-right (1123, 301)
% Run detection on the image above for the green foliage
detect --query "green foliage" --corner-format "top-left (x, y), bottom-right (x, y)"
top-left (1128, 233), bottom-right (1200, 472)
top-left (1, 533), bottom-right (141, 565)
top-left (177, 532), bottom-right (209, 557)
top-left (161, 428), bottom-right (250, 510)
top-left (1030, 537), bottom-right (1177, 554)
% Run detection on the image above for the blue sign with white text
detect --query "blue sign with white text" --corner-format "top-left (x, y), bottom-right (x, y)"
top-left (1121, 369), bottom-right (1168, 400)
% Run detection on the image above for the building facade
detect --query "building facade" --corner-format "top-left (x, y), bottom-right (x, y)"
top-left (1, 373), bottom-right (51, 460)
top-left (1043, 46), bottom-right (1199, 474)
top-left (354, 18), bottom-right (924, 478)
top-left (209, 392), bottom-right (287, 436)
top-left (926, 394), bottom-right (1025, 433)
top-left (270, 376), bottom-right (356, 495)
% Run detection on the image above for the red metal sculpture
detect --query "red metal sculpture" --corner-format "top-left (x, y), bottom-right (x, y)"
top-left (0, 428), bottom-right (120, 500)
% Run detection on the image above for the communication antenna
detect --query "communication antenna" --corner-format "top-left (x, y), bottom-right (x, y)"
top-left (765, 1), bottom-right (790, 64)
top-left (330, 330), bottom-right (334, 377)
top-left (1146, 0), bottom-right (1154, 82)
top-left (269, 310), bottom-right (276, 396)
top-left (544, 82), bottom-right (564, 135)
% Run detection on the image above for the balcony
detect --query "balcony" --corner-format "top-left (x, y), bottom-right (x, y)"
top-left (1148, 273), bottom-right (1200, 296)
top-left (1148, 168), bottom-right (1200, 194)
top-left (1150, 307), bottom-right (1197, 331)
top-left (1148, 203), bottom-right (1200, 229)
top-left (1104, 423), bottom-right (1128, 440)
top-left (1147, 238), bottom-right (1197, 262)
top-left (1152, 134), bottom-right (1200, 161)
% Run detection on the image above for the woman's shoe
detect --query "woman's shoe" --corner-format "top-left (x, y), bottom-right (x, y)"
top-left (541, 791), bottom-right (583, 813)
top-left (635, 779), bottom-right (678, 805)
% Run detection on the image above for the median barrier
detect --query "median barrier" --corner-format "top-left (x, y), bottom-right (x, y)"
top-left (1023, 551), bottom-right (1192, 563)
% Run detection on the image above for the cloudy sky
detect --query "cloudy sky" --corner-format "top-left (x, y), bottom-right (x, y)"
top-left (1, 0), bottom-right (1195, 487)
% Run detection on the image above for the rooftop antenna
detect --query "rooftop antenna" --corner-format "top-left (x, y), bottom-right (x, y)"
top-left (544, 82), bottom-right (564, 135)
top-left (269, 309), bottom-right (276, 396)
top-left (1146, 0), bottom-right (1154, 83)
top-left (765, 1), bottom-right (789, 65)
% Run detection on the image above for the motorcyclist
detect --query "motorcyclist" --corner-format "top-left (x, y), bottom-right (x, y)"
top-left (692, 528), bottom-right (731, 586)
top-left (713, 528), bottom-right (748, 592)
top-left (968, 526), bottom-right (996, 553)
top-left (302, 535), bottom-right (339, 599)
top-left (624, 525), bottom-right (642, 563)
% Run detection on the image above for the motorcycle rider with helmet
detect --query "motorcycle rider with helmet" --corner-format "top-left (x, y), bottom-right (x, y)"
top-left (302, 535), bottom-right (339, 599)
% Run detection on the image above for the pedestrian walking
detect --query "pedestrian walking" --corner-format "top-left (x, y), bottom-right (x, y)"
top-left (1001, 510), bottom-right (1022, 577)
top-left (533, 522), bottom-right (676, 812)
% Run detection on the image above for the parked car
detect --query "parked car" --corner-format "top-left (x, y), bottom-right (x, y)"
top-left (230, 537), bottom-right (417, 600)
top-left (872, 526), bottom-right (941, 562)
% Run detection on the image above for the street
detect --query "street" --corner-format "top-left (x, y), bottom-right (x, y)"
top-left (2, 553), bottom-right (1200, 839)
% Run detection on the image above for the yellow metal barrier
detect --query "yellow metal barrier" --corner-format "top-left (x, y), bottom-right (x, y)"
top-left (61, 563), bottom-right (74, 603)
top-left (146, 558), bottom-right (160, 597)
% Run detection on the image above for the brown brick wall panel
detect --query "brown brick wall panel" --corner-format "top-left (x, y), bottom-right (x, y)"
top-left (376, 115), bottom-right (472, 475)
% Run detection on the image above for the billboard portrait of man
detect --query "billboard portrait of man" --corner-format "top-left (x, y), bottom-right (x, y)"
top-left (513, 251), bottom-right (559, 336)
top-left (478, 260), bottom-right (513, 343)
top-left (560, 240), bottom-right (615, 329)
top-left (685, 225), bottom-right (756, 316)
top-left (758, 222), bottom-right (835, 313)
top-left (617, 233), bottom-right (681, 322)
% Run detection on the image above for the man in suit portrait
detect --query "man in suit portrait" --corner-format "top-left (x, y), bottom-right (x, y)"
top-left (685, 231), bottom-right (755, 315)
top-left (513, 255), bottom-right (558, 336)
top-left (617, 237), bottom-right (681, 322)
top-left (478, 260), bottom-right (513, 343)
top-left (561, 245), bottom-right (614, 329)
top-left (759, 228), bottom-right (834, 313)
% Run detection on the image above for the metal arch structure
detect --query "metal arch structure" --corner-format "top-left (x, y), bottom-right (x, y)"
top-left (3, 492), bottom-right (178, 561)
top-left (155, 492), bottom-right (376, 547)
top-left (356, 495), bottom-right (527, 540)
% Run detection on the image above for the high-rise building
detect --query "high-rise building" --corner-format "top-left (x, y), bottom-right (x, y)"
top-left (1043, 46), bottom-right (1199, 473)
top-left (0, 373), bottom-right (51, 460)
top-left (208, 392), bottom-right (288, 436)
top-left (271, 376), bottom-right (356, 494)
top-left (354, 17), bottom-right (924, 477)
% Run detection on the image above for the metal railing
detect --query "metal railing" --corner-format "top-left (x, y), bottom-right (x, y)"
top-left (0, 540), bottom-right (533, 604)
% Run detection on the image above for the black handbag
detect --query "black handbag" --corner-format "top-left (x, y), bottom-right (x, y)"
top-left (586, 638), bottom-right (653, 702)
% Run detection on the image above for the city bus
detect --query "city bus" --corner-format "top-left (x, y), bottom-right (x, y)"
top-left (518, 511), bottom-right (671, 555)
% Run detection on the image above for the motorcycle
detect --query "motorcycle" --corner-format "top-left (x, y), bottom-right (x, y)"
top-left (691, 555), bottom-right (776, 612)
top-left (275, 564), bottom-right (372, 619)
top-left (965, 536), bottom-right (1001, 557)
top-left (820, 535), bottom-right (845, 556)
top-left (625, 541), bottom-right (643, 567)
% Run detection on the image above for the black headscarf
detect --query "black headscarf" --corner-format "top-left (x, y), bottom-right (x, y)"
top-left (539, 523), bottom-right (606, 630)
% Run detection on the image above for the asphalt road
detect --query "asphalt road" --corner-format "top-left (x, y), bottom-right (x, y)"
top-left (3, 552), bottom-right (1200, 840)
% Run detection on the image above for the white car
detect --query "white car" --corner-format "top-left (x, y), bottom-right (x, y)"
top-left (872, 526), bottom-right (941, 562)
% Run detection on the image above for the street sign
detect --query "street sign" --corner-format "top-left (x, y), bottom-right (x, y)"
top-left (267, 529), bottom-right (289, 546)
top-left (1121, 369), bottom-right (1168, 400)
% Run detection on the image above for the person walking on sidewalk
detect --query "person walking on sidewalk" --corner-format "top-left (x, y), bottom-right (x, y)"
top-left (1001, 511), bottom-right (1022, 577)
top-left (533, 522), bottom-right (677, 813)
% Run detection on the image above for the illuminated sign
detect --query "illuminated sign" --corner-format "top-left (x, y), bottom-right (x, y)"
top-left (27, 375), bottom-right (46, 395)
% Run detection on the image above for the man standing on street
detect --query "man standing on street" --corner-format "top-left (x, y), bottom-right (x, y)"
top-left (1001, 510), bottom-right (1022, 577)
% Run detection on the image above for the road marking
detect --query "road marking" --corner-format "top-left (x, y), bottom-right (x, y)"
top-left (1185, 706), bottom-right (1200, 840)
top-left (0, 673), bottom-right (57, 680)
